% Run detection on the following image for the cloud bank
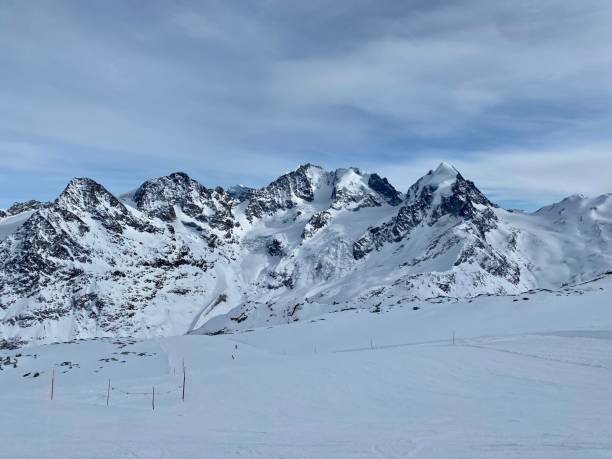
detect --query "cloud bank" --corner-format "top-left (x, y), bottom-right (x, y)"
top-left (1, 0), bottom-right (612, 209)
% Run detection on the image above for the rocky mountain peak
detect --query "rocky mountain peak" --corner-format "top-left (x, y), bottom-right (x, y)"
top-left (330, 168), bottom-right (401, 210)
top-left (296, 162), bottom-right (323, 173)
top-left (133, 172), bottom-right (236, 242)
top-left (4, 162), bottom-right (612, 344)
top-left (52, 177), bottom-right (159, 237)
top-left (134, 172), bottom-right (206, 219)
top-left (407, 163), bottom-right (494, 213)
top-left (167, 171), bottom-right (191, 181)
top-left (245, 164), bottom-right (329, 220)
top-left (367, 173), bottom-right (402, 206)
top-left (353, 164), bottom-right (498, 259)
top-left (56, 178), bottom-right (126, 214)
top-left (5, 200), bottom-right (46, 216)
top-left (407, 162), bottom-right (458, 199)
top-left (433, 161), bottom-right (458, 178)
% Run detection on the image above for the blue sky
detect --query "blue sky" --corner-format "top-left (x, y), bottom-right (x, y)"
top-left (1, 0), bottom-right (612, 210)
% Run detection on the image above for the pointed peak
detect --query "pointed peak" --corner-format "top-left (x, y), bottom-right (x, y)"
top-left (293, 163), bottom-right (327, 181)
top-left (134, 172), bottom-right (209, 198)
top-left (59, 178), bottom-right (111, 201)
top-left (329, 168), bottom-right (402, 209)
top-left (407, 161), bottom-right (494, 210)
top-left (430, 162), bottom-right (460, 179)
top-left (368, 173), bottom-right (402, 206)
top-left (266, 163), bottom-right (329, 190)
top-left (57, 177), bottom-right (123, 211)
top-left (415, 162), bottom-right (461, 192)
top-left (65, 177), bottom-right (101, 189)
top-left (60, 177), bottom-right (110, 197)
top-left (297, 163), bottom-right (323, 172)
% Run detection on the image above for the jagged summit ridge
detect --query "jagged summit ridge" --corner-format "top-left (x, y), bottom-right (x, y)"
top-left (244, 163), bottom-right (327, 220)
top-left (57, 177), bottom-right (125, 211)
top-left (427, 161), bottom-right (459, 182)
top-left (132, 172), bottom-right (236, 241)
top-left (243, 163), bottom-right (402, 221)
top-left (353, 162), bottom-right (497, 259)
top-left (2, 162), bottom-right (612, 345)
top-left (330, 167), bottom-right (402, 210)
top-left (4, 200), bottom-right (46, 216)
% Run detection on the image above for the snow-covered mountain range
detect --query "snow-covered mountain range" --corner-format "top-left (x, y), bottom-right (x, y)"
top-left (1, 162), bottom-right (612, 346)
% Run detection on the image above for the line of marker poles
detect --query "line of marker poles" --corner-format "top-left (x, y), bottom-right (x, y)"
top-left (50, 368), bottom-right (55, 400)
top-left (50, 357), bottom-right (187, 409)
top-left (182, 359), bottom-right (186, 402)
top-left (46, 332), bottom-right (460, 406)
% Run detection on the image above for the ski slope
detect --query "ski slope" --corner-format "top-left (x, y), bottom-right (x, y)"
top-left (1, 276), bottom-right (612, 458)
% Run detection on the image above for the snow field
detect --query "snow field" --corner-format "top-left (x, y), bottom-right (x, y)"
top-left (1, 277), bottom-right (612, 458)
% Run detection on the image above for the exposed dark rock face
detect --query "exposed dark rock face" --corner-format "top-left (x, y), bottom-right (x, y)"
top-left (354, 165), bottom-right (498, 259)
top-left (58, 178), bottom-right (157, 235)
top-left (330, 168), bottom-right (402, 211)
top-left (4, 162), bottom-right (597, 343)
top-left (302, 211), bottom-right (331, 239)
top-left (227, 185), bottom-right (255, 202)
top-left (367, 174), bottom-right (402, 206)
top-left (0, 209), bottom-right (91, 295)
top-left (0, 176), bottom-right (216, 341)
top-left (245, 164), bottom-right (321, 220)
top-left (5, 200), bottom-right (46, 216)
top-left (133, 172), bottom-right (237, 241)
top-left (350, 163), bottom-right (521, 286)
top-left (267, 238), bottom-right (285, 257)
top-left (267, 270), bottom-right (294, 290)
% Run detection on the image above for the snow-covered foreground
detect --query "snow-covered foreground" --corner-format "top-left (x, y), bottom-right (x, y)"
top-left (1, 277), bottom-right (612, 458)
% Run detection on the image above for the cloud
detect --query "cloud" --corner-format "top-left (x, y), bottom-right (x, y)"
top-left (1, 0), bottom-right (612, 208)
top-left (270, 2), bottom-right (612, 136)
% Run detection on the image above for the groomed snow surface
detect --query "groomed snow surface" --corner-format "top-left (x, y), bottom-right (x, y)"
top-left (1, 277), bottom-right (612, 458)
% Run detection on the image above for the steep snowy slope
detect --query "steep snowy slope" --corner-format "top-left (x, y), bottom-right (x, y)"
top-left (0, 199), bottom-right (46, 241)
top-left (0, 210), bottom-right (37, 241)
top-left (200, 163), bottom-right (531, 334)
top-left (2, 163), bottom-right (612, 344)
top-left (0, 179), bottom-right (223, 345)
top-left (530, 194), bottom-right (612, 283)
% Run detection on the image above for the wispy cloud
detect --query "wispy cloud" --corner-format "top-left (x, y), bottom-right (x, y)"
top-left (1, 1), bottom-right (612, 208)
